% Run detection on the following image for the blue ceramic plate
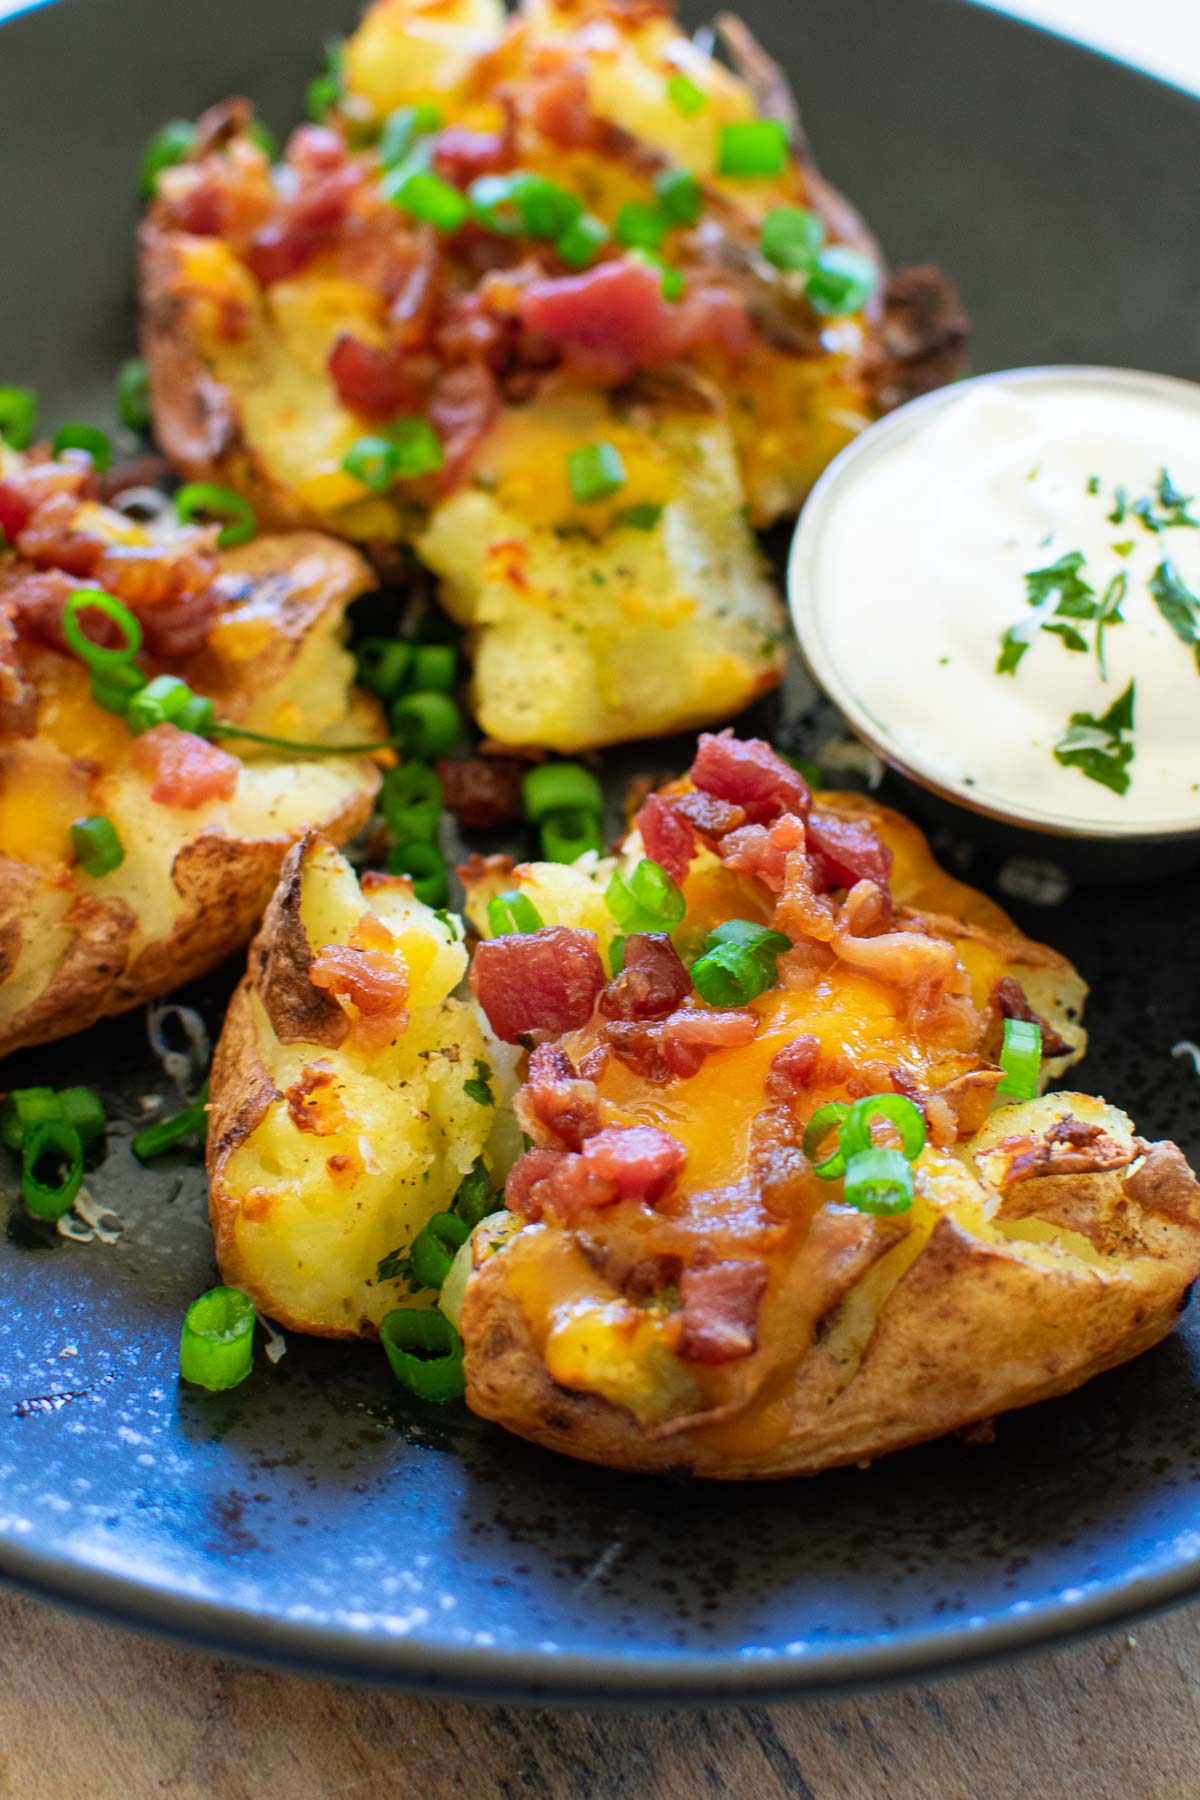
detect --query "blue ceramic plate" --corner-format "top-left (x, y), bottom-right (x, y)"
top-left (1, 0), bottom-right (1199, 1701)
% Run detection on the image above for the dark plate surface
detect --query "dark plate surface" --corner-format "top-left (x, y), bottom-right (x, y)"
top-left (2, 0), bottom-right (1200, 1703)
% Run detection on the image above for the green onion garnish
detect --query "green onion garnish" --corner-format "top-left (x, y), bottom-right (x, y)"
top-left (0, 385), bottom-right (37, 451)
top-left (805, 245), bottom-right (876, 317)
top-left (1, 1086), bottom-right (61, 1151)
top-left (355, 638), bottom-right (414, 699)
top-left (691, 940), bottom-right (774, 1007)
top-left (179, 1286), bottom-right (255, 1391)
top-left (659, 265), bottom-right (686, 302)
top-left (567, 441), bottom-right (626, 504)
top-left (22, 1118), bottom-right (84, 1221)
top-left (51, 424), bottom-right (112, 471)
top-left (174, 482), bottom-right (257, 548)
top-left (409, 1211), bottom-right (471, 1290)
top-left (71, 814), bottom-right (125, 878)
top-left (115, 358), bottom-right (152, 434)
top-left (842, 1147), bottom-right (914, 1216)
top-left (615, 202), bottom-right (667, 252)
top-left (523, 761), bottom-right (604, 821)
top-left (840, 1092), bottom-right (926, 1161)
top-left (707, 919), bottom-right (791, 957)
top-left (760, 205), bottom-right (824, 272)
top-left (58, 1086), bottom-right (108, 1143)
top-left (132, 1082), bottom-right (209, 1162)
top-left (380, 1307), bottom-right (466, 1401)
top-left (997, 1017), bottom-right (1042, 1102)
top-left (540, 807), bottom-right (604, 863)
top-left (390, 690), bottom-right (462, 759)
top-left (469, 172), bottom-right (581, 240)
top-left (175, 693), bottom-right (216, 737)
top-left (803, 1101), bottom-right (852, 1180)
top-left (555, 212), bottom-right (608, 268)
top-left (653, 167), bottom-right (702, 226)
top-left (89, 660), bottom-right (146, 716)
top-left (487, 889), bottom-right (544, 936)
top-left (125, 673), bottom-right (197, 736)
top-left (378, 102), bottom-right (443, 169)
top-left (306, 37), bottom-right (344, 124)
top-left (411, 642), bottom-right (456, 693)
top-left (380, 761), bottom-right (443, 842)
top-left (616, 502), bottom-right (665, 530)
top-left (717, 119), bottom-right (789, 179)
top-left (140, 118), bottom-right (196, 197)
top-left (608, 935), bottom-right (626, 977)
top-left (343, 419), bottom-right (444, 492)
top-left (387, 839), bottom-right (449, 908)
top-left (248, 118), bottom-right (278, 162)
top-left (452, 1156), bottom-right (493, 1229)
top-left (63, 589), bottom-right (142, 669)
top-left (666, 72), bottom-right (706, 116)
top-left (343, 435), bottom-right (403, 495)
top-left (605, 857), bottom-right (685, 934)
top-left (385, 168), bottom-right (469, 232)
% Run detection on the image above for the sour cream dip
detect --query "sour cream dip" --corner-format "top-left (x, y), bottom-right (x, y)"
top-left (789, 367), bottom-right (1200, 836)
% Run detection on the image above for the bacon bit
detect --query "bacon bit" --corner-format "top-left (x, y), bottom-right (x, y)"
top-left (518, 1042), bottom-right (604, 1151)
top-left (92, 453), bottom-right (172, 504)
top-left (433, 125), bottom-right (512, 185)
top-left (634, 793), bottom-right (695, 885)
top-left (603, 1020), bottom-right (679, 1084)
top-left (246, 223), bottom-right (325, 286)
top-left (719, 813), bottom-right (806, 894)
top-left (677, 1259), bottom-right (768, 1364)
top-left (0, 482), bottom-right (32, 540)
top-left (15, 489), bottom-right (103, 579)
top-left (505, 1143), bottom-right (614, 1224)
top-left (991, 1114), bottom-right (1138, 1187)
top-left (990, 975), bottom-right (1072, 1061)
top-left (1, 566), bottom-right (78, 653)
top-left (764, 1034), bottom-right (820, 1102)
top-left (833, 923), bottom-right (962, 988)
top-left (131, 724), bottom-right (240, 809)
top-left (839, 878), bottom-right (892, 938)
top-left (806, 810), bottom-right (893, 893)
top-left (309, 941), bottom-right (410, 1052)
top-left (429, 360), bottom-right (500, 490)
top-left (436, 292), bottom-right (512, 366)
top-left (528, 57), bottom-right (593, 149)
top-left (470, 926), bottom-right (605, 1043)
top-left (285, 1062), bottom-right (346, 1136)
top-left (328, 334), bottom-right (418, 422)
top-left (691, 730), bottom-right (811, 825)
top-left (662, 1007), bottom-right (759, 1050)
top-left (598, 932), bottom-right (689, 1022)
top-left (579, 1124), bottom-right (686, 1202)
top-left (437, 755), bottom-right (524, 829)
top-left (673, 789), bottom-right (747, 838)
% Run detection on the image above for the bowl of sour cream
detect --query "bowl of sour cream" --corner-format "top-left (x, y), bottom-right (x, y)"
top-left (788, 365), bottom-right (1200, 877)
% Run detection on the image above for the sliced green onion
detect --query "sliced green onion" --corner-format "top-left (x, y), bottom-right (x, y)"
top-left (997, 1017), bottom-right (1042, 1102)
top-left (658, 264), bottom-right (686, 302)
top-left (760, 205), bottom-right (824, 272)
top-left (356, 637), bottom-right (414, 699)
top-left (1, 1086), bottom-right (61, 1151)
top-left (608, 935), bottom-right (626, 977)
top-left (132, 1082), bottom-right (209, 1162)
top-left (523, 761), bottom-right (604, 821)
top-left (390, 690), bottom-right (462, 759)
top-left (605, 857), bottom-right (685, 933)
top-left (71, 814), bottom-right (124, 878)
top-left (125, 673), bottom-right (196, 736)
top-left (567, 441), bottom-right (626, 504)
top-left (174, 482), bottom-right (256, 548)
top-left (386, 168), bottom-right (469, 232)
top-left (380, 761), bottom-right (442, 842)
top-left (248, 118), bottom-right (278, 162)
top-left (378, 102), bottom-right (443, 169)
top-left (717, 119), bottom-right (789, 179)
top-left (540, 806), bottom-right (603, 863)
top-left (841, 1092), bottom-right (927, 1161)
top-left (616, 501), bottom-right (665, 530)
top-left (387, 839), bottom-right (449, 907)
top-left (115, 358), bottom-right (152, 434)
top-left (90, 661), bottom-right (147, 715)
top-left (387, 417), bottom-right (445, 480)
top-left (469, 172), bottom-right (580, 240)
top-left (805, 245), bottom-right (876, 317)
top-left (615, 202), bottom-right (667, 252)
top-left (175, 694), bottom-right (216, 737)
top-left (411, 642), bottom-right (456, 693)
top-left (452, 1156), bottom-right (493, 1229)
top-left (0, 386), bottom-right (37, 451)
top-left (666, 71), bottom-right (706, 116)
top-left (51, 424), bottom-right (112, 471)
top-left (707, 918), bottom-right (791, 958)
top-left (22, 1119), bottom-right (83, 1221)
top-left (653, 166), bottom-right (702, 226)
top-left (58, 1086), bottom-right (107, 1143)
top-left (409, 1210), bottom-right (471, 1290)
top-left (343, 435), bottom-right (401, 494)
top-left (487, 889), bottom-right (543, 936)
top-left (803, 1101), bottom-right (851, 1180)
top-left (306, 37), bottom-right (344, 124)
top-left (842, 1147), bottom-right (914, 1216)
top-left (380, 1307), bottom-right (465, 1401)
top-left (691, 940), bottom-right (773, 1007)
top-left (555, 212), bottom-right (608, 268)
top-left (140, 119), bottom-right (196, 197)
top-left (63, 589), bottom-right (142, 669)
top-left (179, 1286), bottom-right (255, 1391)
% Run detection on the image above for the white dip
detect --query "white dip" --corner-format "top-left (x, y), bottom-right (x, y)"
top-left (806, 372), bottom-right (1200, 829)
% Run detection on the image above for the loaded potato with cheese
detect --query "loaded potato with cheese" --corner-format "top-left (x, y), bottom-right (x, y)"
top-left (0, 438), bottom-right (382, 1053)
top-left (138, 0), bottom-right (967, 749)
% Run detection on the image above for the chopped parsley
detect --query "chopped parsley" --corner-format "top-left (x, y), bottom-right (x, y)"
top-left (1148, 560), bottom-right (1200, 671)
top-left (1095, 571), bottom-right (1127, 683)
top-left (1053, 680), bottom-right (1136, 796)
top-left (1086, 474), bottom-right (1100, 495)
top-left (1098, 468), bottom-right (1197, 533)
top-left (997, 551), bottom-right (1097, 674)
top-left (463, 1058), bottom-right (494, 1107)
top-left (375, 1247), bottom-right (425, 1292)
top-left (452, 1155), bottom-right (494, 1229)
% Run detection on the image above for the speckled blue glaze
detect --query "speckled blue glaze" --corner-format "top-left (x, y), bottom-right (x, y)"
top-left (1, 0), bottom-right (1200, 1701)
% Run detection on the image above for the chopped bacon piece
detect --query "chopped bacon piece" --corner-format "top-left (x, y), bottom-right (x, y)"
top-left (690, 730), bottom-right (810, 825)
top-left (470, 926), bottom-right (605, 1043)
top-left (92, 454), bottom-right (172, 504)
top-left (15, 489), bottom-right (103, 579)
top-left (130, 724), bottom-right (239, 809)
top-left (0, 482), bottom-right (32, 541)
top-left (429, 360), bottom-right (500, 490)
top-left (604, 1020), bottom-right (678, 1084)
top-left (677, 1259), bottom-right (768, 1364)
top-left (520, 1043), bottom-right (604, 1150)
top-left (309, 941), bottom-right (409, 1052)
top-left (579, 1124), bottom-right (686, 1203)
top-left (995, 1114), bottom-right (1137, 1187)
top-left (246, 223), bottom-right (325, 286)
top-left (598, 932), bottom-right (689, 1022)
top-left (506, 1145), bottom-right (573, 1220)
top-left (1, 566), bottom-right (77, 653)
top-left (719, 813), bottom-right (806, 894)
top-left (528, 58), bottom-right (593, 149)
top-left (328, 335), bottom-right (418, 422)
top-left (634, 792), bottom-right (695, 884)
top-left (286, 124), bottom-right (346, 175)
top-left (436, 755), bottom-right (524, 829)
top-left (433, 126), bottom-right (512, 185)
top-left (674, 789), bottom-right (746, 838)
top-left (662, 1007), bottom-right (760, 1051)
top-left (435, 293), bottom-right (511, 366)
top-left (806, 810), bottom-right (893, 893)
top-left (990, 975), bottom-right (1072, 1060)
top-left (764, 1034), bottom-right (820, 1101)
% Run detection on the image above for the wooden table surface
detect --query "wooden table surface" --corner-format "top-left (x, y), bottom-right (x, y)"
top-left (2, 1585), bottom-right (1198, 1797)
